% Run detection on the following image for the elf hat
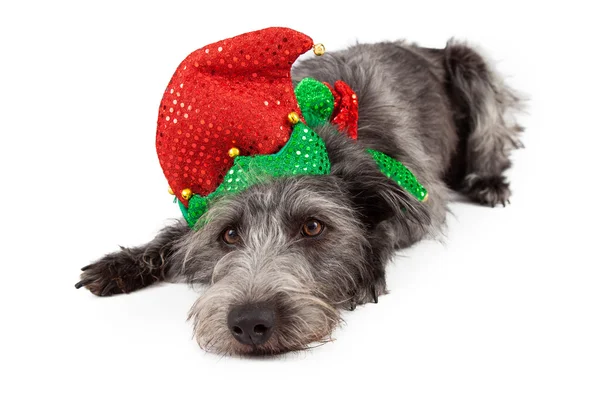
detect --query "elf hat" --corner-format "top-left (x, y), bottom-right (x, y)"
top-left (156, 27), bottom-right (427, 228)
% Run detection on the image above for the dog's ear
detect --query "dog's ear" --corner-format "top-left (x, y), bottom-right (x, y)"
top-left (320, 125), bottom-right (431, 228)
top-left (339, 158), bottom-right (431, 228)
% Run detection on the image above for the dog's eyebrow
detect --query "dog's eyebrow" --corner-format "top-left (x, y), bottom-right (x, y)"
top-left (199, 196), bottom-right (245, 228)
top-left (282, 197), bottom-right (354, 223)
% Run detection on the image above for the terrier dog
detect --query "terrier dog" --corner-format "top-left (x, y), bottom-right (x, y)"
top-left (76, 32), bottom-right (523, 355)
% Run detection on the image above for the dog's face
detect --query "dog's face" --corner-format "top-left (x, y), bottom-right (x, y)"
top-left (174, 129), bottom-right (430, 355)
top-left (181, 176), bottom-right (376, 354)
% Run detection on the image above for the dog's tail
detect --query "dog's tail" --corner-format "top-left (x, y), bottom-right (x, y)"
top-left (442, 40), bottom-right (524, 205)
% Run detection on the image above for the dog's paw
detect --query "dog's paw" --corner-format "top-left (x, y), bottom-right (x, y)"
top-left (347, 279), bottom-right (387, 310)
top-left (75, 251), bottom-right (158, 296)
top-left (463, 174), bottom-right (511, 207)
top-left (75, 261), bottom-right (129, 297)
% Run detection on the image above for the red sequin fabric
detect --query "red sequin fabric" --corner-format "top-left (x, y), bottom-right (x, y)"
top-left (156, 27), bottom-right (314, 206)
top-left (325, 80), bottom-right (359, 140)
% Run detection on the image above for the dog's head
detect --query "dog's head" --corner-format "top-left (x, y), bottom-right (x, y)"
top-left (174, 126), bottom-right (430, 355)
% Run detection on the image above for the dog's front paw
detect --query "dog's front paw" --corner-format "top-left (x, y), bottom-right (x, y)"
top-left (347, 279), bottom-right (387, 310)
top-left (75, 259), bottom-right (129, 297)
top-left (463, 174), bottom-right (511, 207)
top-left (75, 250), bottom-right (159, 296)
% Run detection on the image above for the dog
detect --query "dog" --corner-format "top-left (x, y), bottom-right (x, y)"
top-left (75, 32), bottom-right (523, 355)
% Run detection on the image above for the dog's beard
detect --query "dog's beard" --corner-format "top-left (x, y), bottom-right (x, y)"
top-left (188, 252), bottom-right (340, 355)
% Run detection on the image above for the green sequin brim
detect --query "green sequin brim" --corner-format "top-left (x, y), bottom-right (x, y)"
top-left (181, 122), bottom-right (331, 228)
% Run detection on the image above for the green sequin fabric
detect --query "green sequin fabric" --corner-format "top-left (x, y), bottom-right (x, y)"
top-left (182, 122), bottom-right (331, 228)
top-left (294, 77), bottom-right (335, 127)
top-left (367, 149), bottom-right (428, 202)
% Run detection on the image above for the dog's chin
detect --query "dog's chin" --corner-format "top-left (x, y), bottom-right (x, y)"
top-left (225, 335), bottom-right (321, 357)
top-left (196, 323), bottom-right (337, 356)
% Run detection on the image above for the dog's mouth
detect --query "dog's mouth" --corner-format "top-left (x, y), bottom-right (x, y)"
top-left (225, 328), bottom-right (337, 356)
top-left (192, 321), bottom-right (337, 356)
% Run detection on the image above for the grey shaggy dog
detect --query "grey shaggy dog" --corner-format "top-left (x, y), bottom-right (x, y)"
top-left (76, 39), bottom-right (523, 355)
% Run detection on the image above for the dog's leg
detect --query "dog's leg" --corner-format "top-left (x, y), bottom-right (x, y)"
top-left (75, 220), bottom-right (189, 296)
top-left (444, 41), bottom-right (524, 206)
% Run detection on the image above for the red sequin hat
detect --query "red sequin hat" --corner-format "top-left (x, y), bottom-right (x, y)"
top-left (156, 27), bottom-right (315, 208)
top-left (156, 27), bottom-right (427, 229)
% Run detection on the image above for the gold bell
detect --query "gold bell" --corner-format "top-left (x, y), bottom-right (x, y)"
top-left (313, 43), bottom-right (326, 56)
top-left (228, 147), bottom-right (240, 158)
top-left (181, 188), bottom-right (192, 200)
top-left (287, 111), bottom-right (300, 125)
top-left (422, 193), bottom-right (429, 202)
top-left (168, 187), bottom-right (174, 195)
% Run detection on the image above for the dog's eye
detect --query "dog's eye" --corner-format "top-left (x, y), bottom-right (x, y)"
top-left (301, 219), bottom-right (324, 237)
top-left (222, 228), bottom-right (240, 245)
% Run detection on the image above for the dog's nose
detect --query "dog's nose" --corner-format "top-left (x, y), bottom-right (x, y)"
top-left (227, 303), bottom-right (275, 346)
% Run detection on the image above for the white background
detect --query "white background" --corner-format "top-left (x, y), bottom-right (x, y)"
top-left (1, 1), bottom-right (598, 399)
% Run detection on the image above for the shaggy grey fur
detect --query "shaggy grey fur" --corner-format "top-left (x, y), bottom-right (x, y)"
top-left (76, 39), bottom-right (523, 355)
